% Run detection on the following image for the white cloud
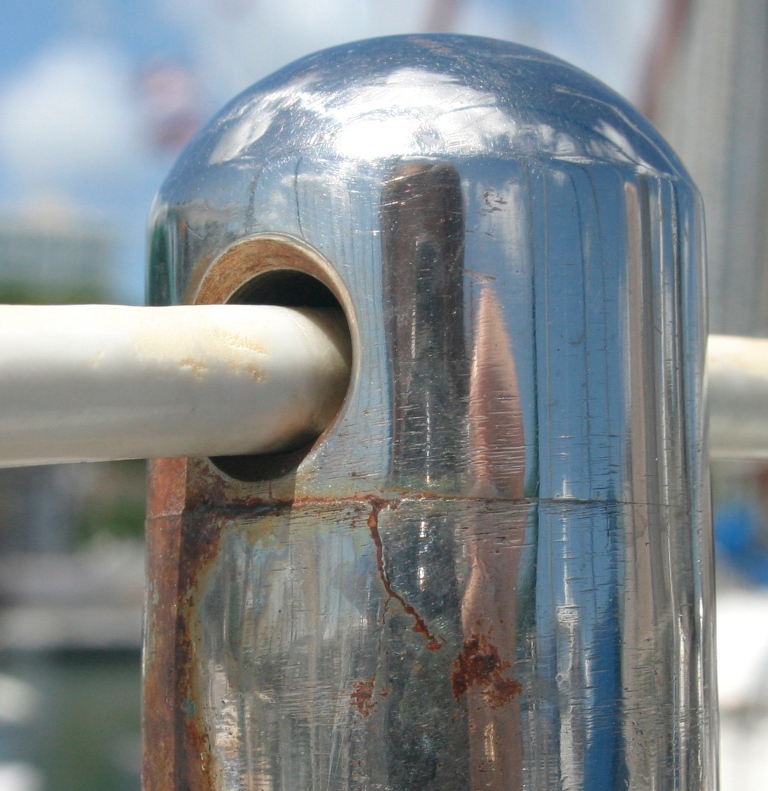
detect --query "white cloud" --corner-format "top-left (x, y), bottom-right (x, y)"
top-left (0, 43), bottom-right (143, 190)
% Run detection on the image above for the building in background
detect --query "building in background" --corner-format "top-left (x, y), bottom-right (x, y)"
top-left (647, 2), bottom-right (768, 788)
top-left (647, 0), bottom-right (768, 585)
top-left (0, 203), bottom-right (145, 791)
top-left (649, 0), bottom-right (768, 338)
top-left (0, 206), bottom-right (146, 551)
top-left (0, 206), bottom-right (116, 555)
top-left (0, 208), bottom-right (112, 305)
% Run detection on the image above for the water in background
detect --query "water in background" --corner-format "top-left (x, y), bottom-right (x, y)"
top-left (0, 651), bottom-right (141, 791)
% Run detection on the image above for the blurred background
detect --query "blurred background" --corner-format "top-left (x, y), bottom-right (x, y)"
top-left (0, 0), bottom-right (766, 789)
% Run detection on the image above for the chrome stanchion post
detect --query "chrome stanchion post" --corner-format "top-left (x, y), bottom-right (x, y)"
top-left (143, 35), bottom-right (717, 791)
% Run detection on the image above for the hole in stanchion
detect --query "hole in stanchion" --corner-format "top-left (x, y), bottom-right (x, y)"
top-left (209, 267), bottom-right (351, 483)
top-left (231, 270), bottom-right (340, 309)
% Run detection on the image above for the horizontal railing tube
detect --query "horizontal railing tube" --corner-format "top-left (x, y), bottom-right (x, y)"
top-left (708, 334), bottom-right (768, 459)
top-left (0, 304), bottom-right (351, 467)
top-left (0, 311), bottom-right (765, 465)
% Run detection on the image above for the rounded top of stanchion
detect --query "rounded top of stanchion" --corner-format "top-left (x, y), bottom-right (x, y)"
top-left (149, 34), bottom-right (705, 502)
top-left (166, 34), bottom-right (686, 178)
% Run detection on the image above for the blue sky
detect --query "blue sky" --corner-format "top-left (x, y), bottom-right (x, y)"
top-left (0, 0), bottom-right (195, 301)
top-left (0, 0), bottom-right (663, 303)
top-left (1, 0), bottom-right (189, 67)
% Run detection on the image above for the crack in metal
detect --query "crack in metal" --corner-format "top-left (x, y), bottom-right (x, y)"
top-left (366, 497), bottom-right (443, 652)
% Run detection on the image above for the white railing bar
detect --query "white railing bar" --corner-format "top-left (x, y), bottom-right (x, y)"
top-left (0, 308), bottom-right (764, 466)
top-left (708, 334), bottom-right (768, 459)
top-left (0, 304), bottom-right (351, 467)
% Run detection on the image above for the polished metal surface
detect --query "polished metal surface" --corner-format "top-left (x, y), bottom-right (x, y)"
top-left (144, 35), bottom-right (717, 791)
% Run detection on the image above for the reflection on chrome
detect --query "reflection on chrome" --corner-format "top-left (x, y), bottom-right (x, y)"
top-left (145, 34), bottom-right (716, 791)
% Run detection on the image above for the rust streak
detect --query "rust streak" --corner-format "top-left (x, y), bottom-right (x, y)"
top-left (367, 497), bottom-right (443, 652)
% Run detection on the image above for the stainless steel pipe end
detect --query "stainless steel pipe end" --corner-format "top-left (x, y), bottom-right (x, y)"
top-left (145, 35), bottom-right (716, 791)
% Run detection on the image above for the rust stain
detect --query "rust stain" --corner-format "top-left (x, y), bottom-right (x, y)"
top-left (143, 458), bottom-right (189, 791)
top-left (173, 508), bottom-right (225, 790)
top-left (146, 457), bottom-right (188, 519)
top-left (179, 357), bottom-right (210, 380)
top-left (143, 456), bottom-right (222, 791)
top-left (225, 357), bottom-right (265, 382)
top-left (451, 633), bottom-right (521, 708)
top-left (150, 475), bottom-right (524, 788)
top-left (180, 461), bottom-right (536, 516)
top-left (212, 327), bottom-right (268, 357)
top-left (350, 678), bottom-right (377, 717)
top-left (191, 235), bottom-right (351, 321)
top-left (142, 513), bottom-right (182, 790)
top-left (367, 497), bottom-right (443, 652)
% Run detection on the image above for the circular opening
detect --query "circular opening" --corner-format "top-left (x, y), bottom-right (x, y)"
top-left (230, 269), bottom-right (340, 309)
top-left (195, 235), bottom-right (353, 483)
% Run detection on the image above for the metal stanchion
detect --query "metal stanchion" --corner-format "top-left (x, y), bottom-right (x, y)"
top-left (140, 34), bottom-right (717, 791)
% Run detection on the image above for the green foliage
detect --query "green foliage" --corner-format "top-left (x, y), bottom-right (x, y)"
top-left (75, 460), bottom-right (147, 545)
top-left (0, 282), bottom-right (108, 305)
